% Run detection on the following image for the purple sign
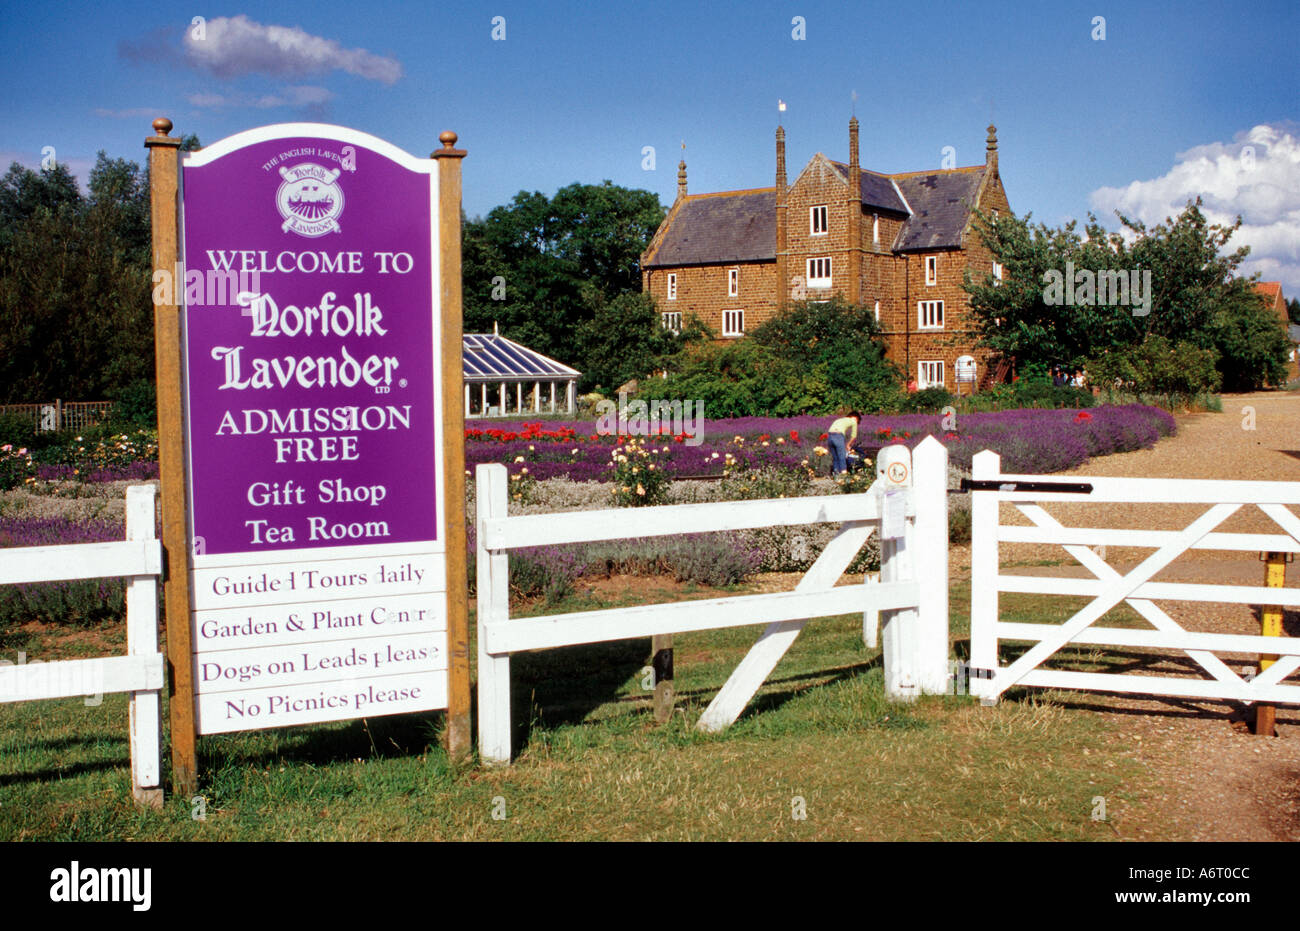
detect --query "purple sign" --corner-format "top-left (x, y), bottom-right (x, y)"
top-left (181, 127), bottom-right (440, 557)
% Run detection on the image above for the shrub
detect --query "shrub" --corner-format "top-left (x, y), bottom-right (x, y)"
top-left (0, 516), bottom-right (126, 628)
top-left (110, 379), bottom-right (157, 430)
top-left (609, 437), bottom-right (671, 506)
top-left (0, 444), bottom-right (35, 490)
top-left (898, 387), bottom-right (955, 414)
top-left (0, 413), bottom-right (39, 449)
top-left (1088, 336), bottom-right (1220, 399)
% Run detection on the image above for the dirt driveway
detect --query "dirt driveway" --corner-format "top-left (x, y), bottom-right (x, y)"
top-left (983, 392), bottom-right (1300, 840)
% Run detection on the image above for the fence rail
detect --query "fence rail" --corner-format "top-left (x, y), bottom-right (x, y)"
top-left (0, 485), bottom-right (164, 806)
top-left (475, 437), bottom-right (950, 764)
top-left (969, 449), bottom-right (1300, 707)
top-left (0, 400), bottom-right (115, 433)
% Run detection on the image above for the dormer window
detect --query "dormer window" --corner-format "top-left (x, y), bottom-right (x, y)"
top-left (925, 255), bottom-right (937, 286)
top-left (810, 205), bottom-right (828, 235)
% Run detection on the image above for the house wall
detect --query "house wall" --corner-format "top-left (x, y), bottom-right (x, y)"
top-left (645, 261), bottom-right (777, 337)
top-left (640, 138), bottom-right (1013, 392)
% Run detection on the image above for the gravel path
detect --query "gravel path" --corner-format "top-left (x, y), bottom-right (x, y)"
top-left (979, 392), bottom-right (1300, 840)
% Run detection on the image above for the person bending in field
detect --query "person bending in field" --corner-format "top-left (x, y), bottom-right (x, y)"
top-left (827, 410), bottom-right (862, 475)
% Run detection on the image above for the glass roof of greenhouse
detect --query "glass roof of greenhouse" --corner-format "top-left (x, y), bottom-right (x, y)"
top-left (462, 333), bottom-right (581, 382)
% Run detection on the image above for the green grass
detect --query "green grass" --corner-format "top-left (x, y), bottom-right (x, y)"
top-left (0, 582), bottom-right (1145, 841)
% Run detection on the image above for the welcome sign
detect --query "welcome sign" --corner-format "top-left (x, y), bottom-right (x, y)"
top-left (178, 125), bottom-right (449, 734)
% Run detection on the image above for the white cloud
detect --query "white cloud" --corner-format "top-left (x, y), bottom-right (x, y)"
top-left (1090, 123), bottom-right (1300, 296)
top-left (182, 15), bottom-right (402, 84)
top-left (186, 85), bottom-right (335, 109)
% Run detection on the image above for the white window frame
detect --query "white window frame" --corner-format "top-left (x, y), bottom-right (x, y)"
top-left (806, 256), bottom-right (832, 289)
top-left (661, 311), bottom-right (681, 333)
top-left (918, 360), bottom-right (944, 389)
top-left (667, 273), bottom-right (677, 301)
top-left (924, 255), bottom-right (937, 286)
top-left (918, 299), bottom-right (944, 330)
top-left (810, 205), bottom-right (828, 236)
top-left (728, 267), bottom-right (739, 297)
top-left (722, 309), bottom-right (744, 337)
top-left (874, 300), bottom-right (881, 322)
top-left (993, 261), bottom-right (1003, 286)
top-left (872, 213), bottom-right (879, 244)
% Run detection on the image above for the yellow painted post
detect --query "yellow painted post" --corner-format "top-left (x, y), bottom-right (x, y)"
top-left (1255, 551), bottom-right (1287, 737)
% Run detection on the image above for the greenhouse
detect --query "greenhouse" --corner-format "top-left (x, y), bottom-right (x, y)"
top-left (463, 331), bottom-right (581, 417)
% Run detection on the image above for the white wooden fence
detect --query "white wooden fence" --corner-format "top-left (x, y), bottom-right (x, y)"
top-left (969, 449), bottom-right (1300, 706)
top-left (476, 437), bottom-right (950, 764)
top-left (0, 486), bottom-right (164, 806)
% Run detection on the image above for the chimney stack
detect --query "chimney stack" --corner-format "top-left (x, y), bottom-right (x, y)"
top-left (677, 158), bottom-right (687, 200)
top-left (776, 126), bottom-right (788, 304)
top-left (848, 117), bottom-right (862, 302)
top-left (986, 124), bottom-right (998, 174)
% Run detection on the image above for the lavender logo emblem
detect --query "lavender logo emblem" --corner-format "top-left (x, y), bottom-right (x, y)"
top-left (276, 163), bottom-right (344, 237)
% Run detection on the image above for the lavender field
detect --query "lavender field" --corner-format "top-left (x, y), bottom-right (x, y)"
top-left (465, 404), bottom-right (1177, 482)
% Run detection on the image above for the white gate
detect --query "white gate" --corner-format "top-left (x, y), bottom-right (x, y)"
top-left (0, 485), bottom-right (165, 805)
top-left (476, 437), bottom-right (950, 763)
top-left (969, 449), bottom-right (1300, 706)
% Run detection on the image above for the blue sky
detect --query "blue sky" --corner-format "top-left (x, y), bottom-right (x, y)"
top-left (2, 0), bottom-right (1297, 289)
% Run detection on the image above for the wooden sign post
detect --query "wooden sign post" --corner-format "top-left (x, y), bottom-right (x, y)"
top-left (147, 119), bottom-right (469, 791)
top-left (145, 119), bottom-right (198, 796)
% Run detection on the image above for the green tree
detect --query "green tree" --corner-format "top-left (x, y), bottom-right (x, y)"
top-left (1205, 282), bottom-right (1290, 391)
top-left (751, 296), bottom-right (900, 410)
top-left (0, 154), bottom-right (154, 401)
top-left (573, 290), bottom-right (685, 393)
top-left (966, 198), bottom-right (1280, 387)
top-left (462, 181), bottom-right (665, 364)
top-left (1288, 296), bottom-right (1300, 326)
top-left (963, 210), bottom-right (1141, 372)
top-left (642, 298), bottom-right (900, 417)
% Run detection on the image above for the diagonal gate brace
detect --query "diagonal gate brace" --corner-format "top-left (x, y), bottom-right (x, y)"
top-left (696, 519), bottom-right (875, 732)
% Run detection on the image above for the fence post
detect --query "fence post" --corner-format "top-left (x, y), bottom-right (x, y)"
top-left (969, 450), bottom-right (1001, 703)
top-left (878, 444), bottom-right (919, 701)
top-left (912, 436), bottom-right (950, 694)
top-left (124, 484), bottom-right (163, 808)
top-left (476, 464), bottom-right (512, 764)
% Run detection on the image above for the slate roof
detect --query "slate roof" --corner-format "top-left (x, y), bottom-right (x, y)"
top-left (643, 189), bottom-right (776, 268)
top-left (644, 160), bottom-right (991, 266)
top-left (462, 334), bottom-right (580, 382)
top-left (1288, 324), bottom-right (1300, 344)
top-left (891, 168), bottom-right (986, 251)
top-left (827, 161), bottom-right (909, 214)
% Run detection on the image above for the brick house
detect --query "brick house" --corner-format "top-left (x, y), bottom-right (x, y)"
top-left (1251, 281), bottom-right (1298, 379)
top-left (641, 119), bottom-right (1011, 392)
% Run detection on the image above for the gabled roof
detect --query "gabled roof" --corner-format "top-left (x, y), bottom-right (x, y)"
top-left (642, 156), bottom-right (994, 266)
top-left (462, 334), bottom-right (580, 382)
top-left (827, 161), bottom-right (909, 214)
top-left (1254, 281), bottom-right (1284, 302)
top-left (642, 188), bottom-right (776, 268)
top-left (891, 167), bottom-right (986, 251)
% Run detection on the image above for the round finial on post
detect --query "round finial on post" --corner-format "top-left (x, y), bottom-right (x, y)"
top-left (153, 118), bottom-right (173, 137)
top-left (439, 131), bottom-right (458, 150)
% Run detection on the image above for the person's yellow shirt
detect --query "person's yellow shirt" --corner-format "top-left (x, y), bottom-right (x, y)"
top-left (829, 416), bottom-right (858, 443)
